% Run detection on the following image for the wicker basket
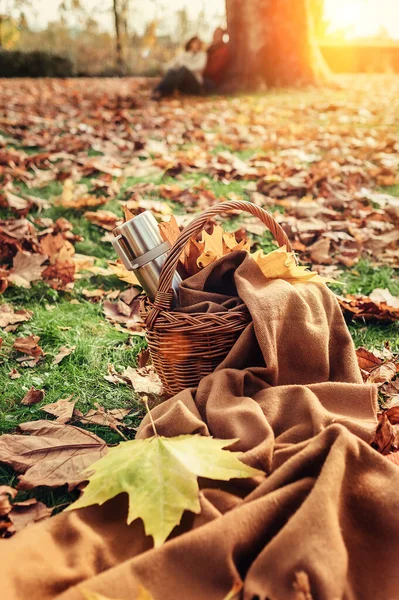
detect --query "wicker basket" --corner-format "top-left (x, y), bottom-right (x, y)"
top-left (143, 200), bottom-right (292, 396)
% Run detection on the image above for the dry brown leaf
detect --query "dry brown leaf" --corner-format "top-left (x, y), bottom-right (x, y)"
top-left (369, 288), bottom-right (399, 309)
top-left (0, 305), bottom-right (32, 329)
top-left (356, 347), bottom-right (383, 371)
top-left (41, 397), bottom-right (76, 423)
top-left (103, 298), bottom-right (143, 332)
top-left (72, 254), bottom-right (96, 273)
top-left (107, 260), bottom-right (140, 286)
top-left (13, 335), bottom-right (43, 358)
top-left (20, 388), bottom-right (44, 406)
top-left (158, 215), bottom-right (181, 247)
top-left (52, 345), bottom-right (76, 365)
top-left (77, 403), bottom-right (131, 433)
top-left (8, 369), bottom-right (21, 380)
top-left (42, 260), bottom-right (76, 289)
top-left (81, 288), bottom-right (107, 300)
top-left (338, 295), bottom-right (399, 322)
top-left (137, 348), bottom-right (150, 369)
top-left (0, 486), bottom-right (17, 517)
top-left (372, 412), bottom-right (398, 455)
top-left (7, 251), bottom-right (47, 288)
top-left (0, 420), bottom-right (107, 490)
top-left (8, 499), bottom-right (53, 533)
top-left (366, 362), bottom-right (397, 385)
top-left (121, 366), bottom-right (163, 396)
top-left (55, 179), bottom-right (107, 209)
top-left (84, 210), bottom-right (122, 230)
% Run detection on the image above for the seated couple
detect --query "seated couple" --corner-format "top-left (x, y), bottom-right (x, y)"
top-left (152, 28), bottom-right (229, 99)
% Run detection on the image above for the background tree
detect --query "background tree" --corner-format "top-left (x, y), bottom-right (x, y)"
top-left (225, 0), bottom-right (330, 89)
top-left (113, 0), bottom-right (130, 75)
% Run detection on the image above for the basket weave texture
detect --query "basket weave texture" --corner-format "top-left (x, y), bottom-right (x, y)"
top-left (143, 200), bottom-right (292, 396)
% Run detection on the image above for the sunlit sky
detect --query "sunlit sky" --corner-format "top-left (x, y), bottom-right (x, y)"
top-left (324, 0), bottom-right (399, 39)
top-left (15, 0), bottom-right (399, 40)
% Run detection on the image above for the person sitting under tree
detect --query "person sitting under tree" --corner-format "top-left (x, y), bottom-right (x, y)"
top-left (152, 36), bottom-right (207, 100)
top-left (203, 27), bottom-right (231, 93)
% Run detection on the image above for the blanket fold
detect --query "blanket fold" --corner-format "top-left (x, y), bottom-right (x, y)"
top-left (1, 252), bottom-right (398, 600)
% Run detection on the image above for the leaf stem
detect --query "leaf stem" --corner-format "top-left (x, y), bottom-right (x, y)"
top-left (143, 395), bottom-right (158, 437)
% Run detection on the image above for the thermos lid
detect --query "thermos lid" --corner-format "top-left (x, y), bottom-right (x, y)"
top-left (113, 211), bottom-right (162, 258)
top-left (112, 210), bottom-right (171, 272)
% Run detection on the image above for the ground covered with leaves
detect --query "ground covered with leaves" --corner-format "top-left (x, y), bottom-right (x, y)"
top-left (0, 75), bottom-right (398, 533)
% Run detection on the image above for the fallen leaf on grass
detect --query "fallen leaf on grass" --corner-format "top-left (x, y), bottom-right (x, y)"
top-left (41, 396), bottom-right (76, 423)
top-left (69, 435), bottom-right (263, 547)
top-left (76, 403), bottom-right (131, 435)
top-left (356, 347), bottom-right (385, 371)
top-left (21, 387), bottom-right (44, 406)
top-left (366, 362), bottom-right (397, 385)
top-left (8, 369), bottom-right (21, 379)
top-left (84, 210), bottom-right (122, 230)
top-left (107, 260), bottom-right (140, 286)
top-left (369, 288), bottom-right (399, 309)
top-left (0, 486), bottom-right (17, 516)
top-left (122, 366), bottom-right (163, 395)
top-left (137, 348), bottom-right (150, 369)
top-left (0, 305), bottom-right (33, 329)
top-left (105, 365), bottom-right (163, 396)
top-left (7, 251), bottom-right (47, 288)
top-left (338, 295), bottom-right (399, 322)
top-left (372, 412), bottom-right (398, 455)
top-left (8, 498), bottom-right (53, 533)
top-left (386, 406), bottom-right (399, 425)
top-left (52, 345), bottom-right (76, 365)
top-left (55, 179), bottom-right (107, 209)
top-left (103, 296), bottom-right (143, 332)
top-left (42, 260), bottom-right (76, 289)
top-left (13, 335), bottom-right (43, 357)
top-left (0, 420), bottom-right (107, 490)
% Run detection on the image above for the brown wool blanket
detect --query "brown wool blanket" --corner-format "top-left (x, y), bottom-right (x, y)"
top-left (1, 252), bottom-right (399, 600)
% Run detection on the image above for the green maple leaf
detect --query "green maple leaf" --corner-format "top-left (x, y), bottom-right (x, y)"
top-left (69, 435), bottom-right (263, 547)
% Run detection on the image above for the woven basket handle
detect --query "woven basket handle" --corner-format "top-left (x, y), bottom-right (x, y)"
top-left (146, 200), bottom-right (291, 329)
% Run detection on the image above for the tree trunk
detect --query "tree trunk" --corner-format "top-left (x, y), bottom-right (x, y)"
top-left (225, 0), bottom-right (330, 89)
top-left (113, 0), bottom-right (125, 75)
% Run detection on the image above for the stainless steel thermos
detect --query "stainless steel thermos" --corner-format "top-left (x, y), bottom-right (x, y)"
top-left (111, 211), bottom-right (181, 303)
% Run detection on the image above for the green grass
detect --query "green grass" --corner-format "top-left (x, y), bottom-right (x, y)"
top-left (1, 82), bottom-right (399, 507)
top-left (0, 293), bottom-right (146, 434)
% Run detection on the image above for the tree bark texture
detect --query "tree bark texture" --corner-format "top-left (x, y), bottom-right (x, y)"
top-left (225, 0), bottom-right (330, 89)
top-left (113, 0), bottom-right (125, 75)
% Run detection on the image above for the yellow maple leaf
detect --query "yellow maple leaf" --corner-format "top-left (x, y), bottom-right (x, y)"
top-left (69, 435), bottom-right (263, 548)
top-left (251, 246), bottom-right (329, 284)
top-left (107, 261), bottom-right (141, 286)
top-left (197, 226), bottom-right (251, 269)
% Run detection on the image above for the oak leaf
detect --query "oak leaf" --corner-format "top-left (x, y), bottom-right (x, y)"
top-left (69, 435), bottom-right (263, 547)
